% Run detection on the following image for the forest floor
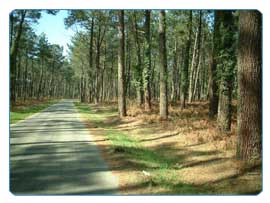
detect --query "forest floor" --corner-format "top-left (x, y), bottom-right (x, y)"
top-left (10, 99), bottom-right (59, 124)
top-left (75, 101), bottom-right (262, 195)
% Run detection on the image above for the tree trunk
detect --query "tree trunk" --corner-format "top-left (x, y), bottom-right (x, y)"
top-left (181, 11), bottom-right (192, 108)
top-left (171, 40), bottom-right (178, 103)
top-left (88, 17), bottom-right (94, 103)
top-left (188, 31), bottom-right (198, 103)
top-left (95, 44), bottom-right (101, 103)
top-left (49, 60), bottom-right (55, 98)
top-left (200, 53), bottom-right (207, 100)
top-left (126, 35), bottom-right (132, 98)
top-left (159, 10), bottom-right (168, 120)
top-left (217, 11), bottom-right (236, 132)
top-left (132, 13), bottom-right (144, 106)
top-left (29, 58), bottom-right (34, 98)
top-left (118, 10), bottom-right (127, 117)
top-left (143, 10), bottom-right (151, 111)
top-left (80, 75), bottom-right (83, 102)
top-left (37, 60), bottom-right (44, 100)
top-left (23, 53), bottom-right (29, 101)
top-left (94, 21), bottom-right (106, 104)
top-left (16, 53), bottom-right (22, 99)
top-left (209, 11), bottom-right (222, 118)
top-left (189, 11), bottom-right (202, 103)
top-left (192, 50), bottom-right (202, 100)
top-left (237, 11), bottom-right (262, 160)
top-left (101, 41), bottom-right (106, 102)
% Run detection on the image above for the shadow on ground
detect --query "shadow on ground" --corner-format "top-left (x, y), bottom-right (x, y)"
top-left (80, 103), bottom-right (262, 195)
top-left (10, 100), bottom-right (118, 195)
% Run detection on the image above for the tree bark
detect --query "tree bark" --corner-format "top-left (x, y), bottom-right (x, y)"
top-left (95, 38), bottom-right (101, 103)
top-left (189, 11), bottom-right (202, 103)
top-left (144, 10), bottom-right (152, 111)
top-left (188, 31), bottom-right (198, 103)
top-left (217, 11), bottom-right (236, 132)
top-left (237, 11), bottom-right (262, 160)
top-left (192, 50), bottom-right (202, 100)
top-left (132, 13), bottom-right (144, 106)
top-left (126, 33), bottom-right (132, 98)
top-left (159, 10), bottom-right (168, 120)
top-left (208, 11), bottom-right (222, 118)
top-left (37, 60), bottom-right (44, 100)
top-left (23, 52), bottom-right (29, 101)
top-left (94, 20), bottom-right (107, 104)
top-left (118, 10), bottom-right (127, 117)
top-left (181, 11), bottom-right (192, 108)
top-left (171, 40), bottom-right (178, 103)
top-left (88, 17), bottom-right (94, 103)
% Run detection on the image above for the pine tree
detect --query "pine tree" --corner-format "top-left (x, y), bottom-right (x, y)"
top-left (217, 11), bottom-right (237, 132)
top-left (143, 10), bottom-right (151, 111)
top-left (237, 11), bottom-right (262, 160)
top-left (159, 10), bottom-right (168, 119)
top-left (181, 11), bottom-right (192, 108)
top-left (118, 10), bottom-right (127, 117)
top-left (208, 11), bottom-right (221, 118)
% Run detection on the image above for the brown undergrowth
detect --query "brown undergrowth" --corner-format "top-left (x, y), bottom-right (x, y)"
top-left (11, 98), bottom-right (56, 111)
top-left (77, 101), bottom-right (261, 195)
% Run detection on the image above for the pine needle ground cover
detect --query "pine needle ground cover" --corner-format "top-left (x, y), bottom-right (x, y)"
top-left (75, 101), bottom-right (261, 195)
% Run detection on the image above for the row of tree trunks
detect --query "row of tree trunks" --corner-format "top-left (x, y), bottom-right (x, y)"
top-left (10, 10), bottom-right (27, 103)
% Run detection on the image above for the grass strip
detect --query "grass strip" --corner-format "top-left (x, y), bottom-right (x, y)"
top-left (75, 102), bottom-right (209, 194)
top-left (10, 100), bottom-right (58, 124)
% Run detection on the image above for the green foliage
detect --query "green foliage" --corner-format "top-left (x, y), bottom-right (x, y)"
top-left (10, 10), bottom-right (74, 102)
top-left (64, 10), bottom-right (90, 28)
top-left (11, 9), bottom-right (239, 107)
top-left (216, 11), bottom-right (237, 86)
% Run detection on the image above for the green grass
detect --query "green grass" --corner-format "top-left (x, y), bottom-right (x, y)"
top-left (107, 129), bottom-right (173, 167)
top-left (10, 100), bottom-right (58, 124)
top-left (75, 102), bottom-right (209, 194)
top-left (106, 129), bottom-right (209, 194)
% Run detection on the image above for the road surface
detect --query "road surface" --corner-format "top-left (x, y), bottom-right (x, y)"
top-left (10, 100), bottom-right (118, 195)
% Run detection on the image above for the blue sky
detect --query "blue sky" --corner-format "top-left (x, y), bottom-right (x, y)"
top-left (33, 10), bottom-right (75, 56)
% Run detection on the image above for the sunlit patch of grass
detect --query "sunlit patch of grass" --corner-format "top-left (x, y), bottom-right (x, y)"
top-left (75, 101), bottom-right (209, 194)
top-left (10, 100), bottom-right (58, 124)
top-left (106, 129), bottom-right (176, 168)
top-left (107, 129), bottom-right (210, 194)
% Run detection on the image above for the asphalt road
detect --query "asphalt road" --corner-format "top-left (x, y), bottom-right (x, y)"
top-left (10, 100), bottom-right (118, 195)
